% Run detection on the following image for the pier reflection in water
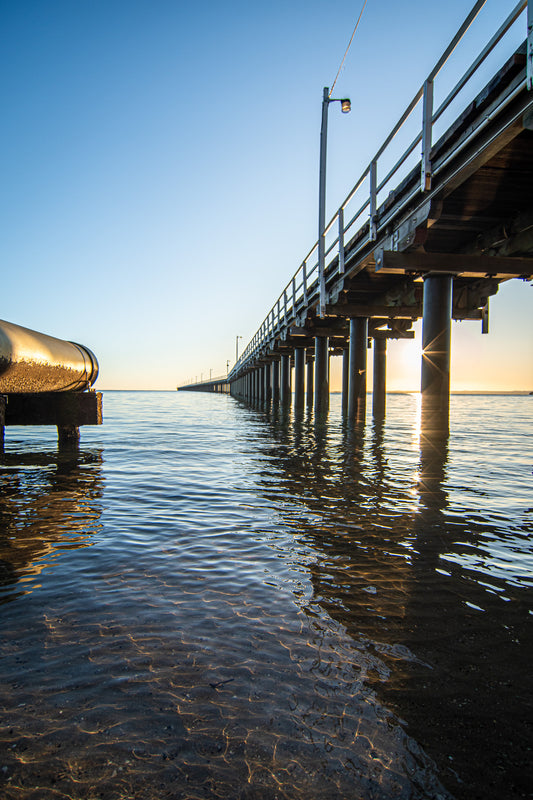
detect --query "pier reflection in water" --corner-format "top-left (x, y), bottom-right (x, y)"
top-left (0, 392), bottom-right (530, 800)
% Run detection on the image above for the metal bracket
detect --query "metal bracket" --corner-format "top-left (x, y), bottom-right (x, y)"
top-left (481, 300), bottom-right (489, 334)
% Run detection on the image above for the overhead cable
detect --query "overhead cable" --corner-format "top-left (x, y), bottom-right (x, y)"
top-left (329, 0), bottom-right (368, 97)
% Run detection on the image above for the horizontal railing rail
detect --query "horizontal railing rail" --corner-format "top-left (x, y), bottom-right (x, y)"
top-left (230, 0), bottom-right (530, 379)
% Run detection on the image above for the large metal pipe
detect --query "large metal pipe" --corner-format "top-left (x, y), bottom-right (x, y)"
top-left (0, 319), bottom-right (99, 393)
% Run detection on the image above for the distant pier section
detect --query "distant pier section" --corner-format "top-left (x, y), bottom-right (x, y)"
top-left (0, 318), bottom-right (102, 449)
top-left (177, 375), bottom-right (229, 393)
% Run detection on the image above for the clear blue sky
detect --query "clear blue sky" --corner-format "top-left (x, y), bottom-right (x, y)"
top-left (1, 0), bottom-right (531, 390)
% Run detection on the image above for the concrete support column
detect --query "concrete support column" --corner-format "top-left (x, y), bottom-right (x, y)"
top-left (271, 360), bottom-right (280, 404)
top-left (264, 364), bottom-right (271, 402)
top-left (280, 355), bottom-right (291, 405)
top-left (314, 336), bottom-right (329, 413)
top-left (294, 348), bottom-right (305, 409)
top-left (306, 355), bottom-right (314, 408)
top-left (421, 274), bottom-right (452, 435)
top-left (58, 425), bottom-right (80, 449)
top-left (342, 346), bottom-right (349, 416)
top-left (0, 394), bottom-right (5, 453)
top-left (372, 337), bottom-right (387, 419)
top-left (347, 317), bottom-right (368, 422)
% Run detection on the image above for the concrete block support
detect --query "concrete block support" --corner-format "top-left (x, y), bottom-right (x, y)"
top-left (294, 348), bottom-right (305, 409)
top-left (280, 355), bottom-right (291, 406)
top-left (314, 337), bottom-right (329, 413)
top-left (372, 338), bottom-right (387, 418)
top-left (2, 391), bottom-right (102, 451)
top-left (421, 274), bottom-right (452, 435)
top-left (347, 318), bottom-right (368, 422)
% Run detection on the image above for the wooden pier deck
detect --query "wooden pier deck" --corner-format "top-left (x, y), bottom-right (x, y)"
top-left (181, 2), bottom-right (533, 430)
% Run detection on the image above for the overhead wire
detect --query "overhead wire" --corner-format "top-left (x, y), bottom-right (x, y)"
top-left (329, 0), bottom-right (368, 97)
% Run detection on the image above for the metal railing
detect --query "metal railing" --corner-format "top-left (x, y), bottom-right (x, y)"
top-left (230, 0), bottom-right (531, 379)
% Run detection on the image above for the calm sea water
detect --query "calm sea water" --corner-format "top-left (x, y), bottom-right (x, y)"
top-left (0, 391), bottom-right (531, 800)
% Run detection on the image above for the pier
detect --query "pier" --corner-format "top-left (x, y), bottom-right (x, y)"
top-left (179, 2), bottom-right (533, 431)
top-left (178, 375), bottom-right (230, 394)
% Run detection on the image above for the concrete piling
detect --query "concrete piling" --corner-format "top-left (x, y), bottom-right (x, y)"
top-left (314, 337), bottom-right (329, 414)
top-left (347, 317), bottom-right (368, 422)
top-left (421, 275), bottom-right (452, 436)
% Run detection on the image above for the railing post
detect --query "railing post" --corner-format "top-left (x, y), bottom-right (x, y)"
top-left (283, 289), bottom-right (288, 322)
top-left (369, 160), bottom-right (377, 240)
top-left (302, 261), bottom-right (308, 304)
top-left (526, 0), bottom-right (533, 89)
top-left (318, 87), bottom-right (329, 318)
top-left (292, 277), bottom-right (297, 316)
top-left (421, 79), bottom-right (434, 192)
top-left (338, 208), bottom-right (345, 274)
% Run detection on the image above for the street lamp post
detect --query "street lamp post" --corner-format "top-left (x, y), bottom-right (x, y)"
top-left (318, 87), bottom-right (351, 318)
top-left (235, 335), bottom-right (243, 362)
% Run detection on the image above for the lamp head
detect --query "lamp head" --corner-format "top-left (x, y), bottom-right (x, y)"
top-left (341, 98), bottom-right (351, 113)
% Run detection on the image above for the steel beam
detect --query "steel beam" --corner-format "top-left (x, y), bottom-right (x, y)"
top-left (375, 250), bottom-right (533, 276)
